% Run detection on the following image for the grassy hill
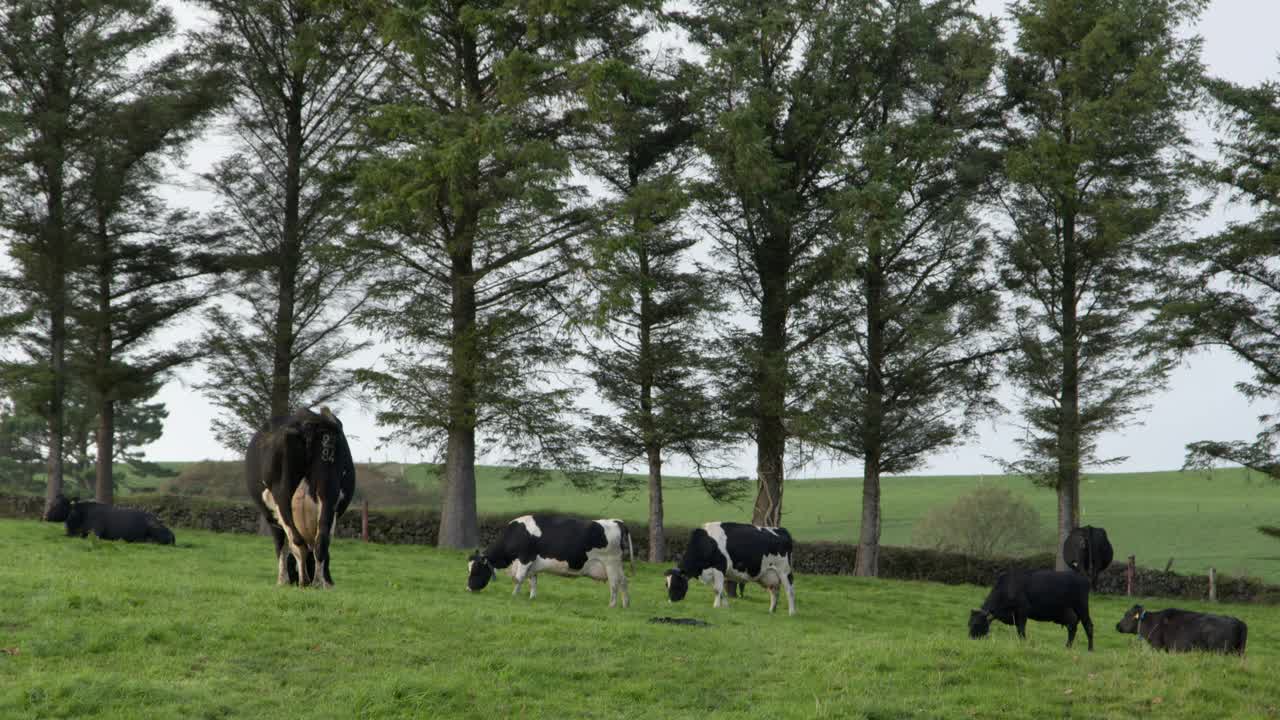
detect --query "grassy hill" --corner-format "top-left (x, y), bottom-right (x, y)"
top-left (54, 461), bottom-right (1280, 581)
top-left (1, 519), bottom-right (1272, 719)
top-left (451, 465), bottom-right (1280, 582)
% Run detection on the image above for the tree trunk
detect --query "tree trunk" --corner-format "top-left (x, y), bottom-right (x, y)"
top-left (95, 400), bottom-right (115, 505)
top-left (636, 241), bottom-right (665, 561)
top-left (1056, 208), bottom-right (1081, 571)
top-left (647, 446), bottom-right (665, 562)
top-left (42, 12), bottom-right (70, 515)
top-left (753, 236), bottom-right (788, 527)
top-left (94, 214), bottom-right (114, 505)
top-left (270, 69), bottom-right (305, 420)
top-left (856, 257), bottom-right (885, 577)
top-left (438, 242), bottom-right (479, 549)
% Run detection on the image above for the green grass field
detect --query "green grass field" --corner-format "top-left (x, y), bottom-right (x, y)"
top-left (29, 461), bottom-right (1280, 581)
top-left (435, 465), bottom-right (1280, 582)
top-left (2, 519), bottom-right (1274, 719)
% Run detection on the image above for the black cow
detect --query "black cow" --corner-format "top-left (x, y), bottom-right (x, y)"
top-left (1116, 604), bottom-right (1247, 655)
top-left (466, 514), bottom-right (634, 607)
top-left (46, 494), bottom-right (175, 544)
top-left (246, 407), bottom-right (355, 588)
top-left (1063, 525), bottom-right (1114, 589)
top-left (969, 569), bottom-right (1094, 650)
top-left (665, 522), bottom-right (796, 615)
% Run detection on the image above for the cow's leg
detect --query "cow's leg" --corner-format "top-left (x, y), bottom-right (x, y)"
top-left (1066, 620), bottom-right (1078, 648)
top-left (767, 584), bottom-right (779, 614)
top-left (528, 574), bottom-right (538, 600)
top-left (264, 487), bottom-right (311, 587)
top-left (268, 524), bottom-right (296, 586)
top-left (777, 572), bottom-right (797, 616)
top-left (710, 571), bottom-right (727, 608)
top-left (1081, 610), bottom-right (1094, 652)
top-left (312, 496), bottom-right (337, 588)
top-left (511, 561), bottom-right (529, 597)
top-left (605, 560), bottom-right (628, 609)
top-left (1014, 610), bottom-right (1028, 640)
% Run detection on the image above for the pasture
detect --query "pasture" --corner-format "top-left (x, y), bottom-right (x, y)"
top-left (2, 519), bottom-right (1276, 719)
top-left (100, 461), bottom-right (1280, 580)
top-left (442, 465), bottom-right (1280, 582)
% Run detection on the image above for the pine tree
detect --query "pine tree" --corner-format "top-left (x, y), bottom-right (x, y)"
top-left (72, 40), bottom-right (227, 504)
top-left (810, 0), bottom-right (1005, 576)
top-left (0, 0), bottom-right (193, 511)
top-left (997, 0), bottom-right (1205, 569)
top-left (577, 31), bottom-right (737, 562)
top-left (354, 0), bottom-right (648, 548)
top-left (1163, 74), bottom-right (1280, 478)
top-left (192, 0), bottom-right (382, 450)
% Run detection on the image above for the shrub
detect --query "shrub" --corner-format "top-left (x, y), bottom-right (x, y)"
top-left (912, 484), bottom-right (1046, 558)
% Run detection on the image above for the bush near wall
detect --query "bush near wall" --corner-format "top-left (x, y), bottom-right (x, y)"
top-left (5, 492), bottom-right (1278, 604)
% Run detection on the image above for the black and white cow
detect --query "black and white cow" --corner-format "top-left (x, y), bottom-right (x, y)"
top-left (466, 514), bottom-right (634, 608)
top-left (1116, 604), bottom-right (1248, 655)
top-left (665, 522), bottom-right (796, 615)
top-left (245, 407), bottom-right (355, 587)
top-left (46, 494), bottom-right (175, 544)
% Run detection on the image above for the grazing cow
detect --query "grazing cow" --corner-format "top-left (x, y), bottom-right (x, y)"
top-left (466, 514), bottom-right (634, 608)
top-left (665, 522), bottom-right (796, 615)
top-left (246, 407), bottom-right (355, 588)
top-left (969, 569), bottom-right (1094, 650)
top-left (47, 495), bottom-right (175, 545)
top-left (1116, 604), bottom-right (1247, 655)
top-left (1063, 525), bottom-right (1114, 589)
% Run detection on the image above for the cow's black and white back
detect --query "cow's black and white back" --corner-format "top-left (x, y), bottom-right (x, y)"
top-left (665, 522), bottom-right (796, 615)
top-left (246, 407), bottom-right (356, 588)
top-left (467, 514), bottom-right (634, 608)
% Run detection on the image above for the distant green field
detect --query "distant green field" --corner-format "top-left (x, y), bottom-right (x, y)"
top-left (71, 461), bottom-right (1280, 582)
top-left (2, 519), bottom-right (1273, 719)
top-left (396, 465), bottom-right (1280, 582)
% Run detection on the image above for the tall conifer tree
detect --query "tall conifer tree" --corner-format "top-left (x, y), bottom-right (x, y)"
top-left (577, 34), bottom-right (735, 562)
top-left (811, 0), bottom-right (1004, 576)
top-left (193, 0), bottom-right (382, 451)
top-left (1163, 73), bottom-right (1280, 477)
top-left (355, 0), bottom-right (649, 549)
top-left (997, 0), bottom-right (1205, 568)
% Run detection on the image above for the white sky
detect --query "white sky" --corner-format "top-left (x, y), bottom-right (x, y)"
top-left (140, 0), bottom-right (1280, 480)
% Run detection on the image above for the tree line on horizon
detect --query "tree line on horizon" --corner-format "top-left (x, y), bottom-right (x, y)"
top-left (1, 0), bottom-right (1278, 575)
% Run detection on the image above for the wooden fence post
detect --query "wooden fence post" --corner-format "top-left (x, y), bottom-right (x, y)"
top-left (362, 499), bottom-right (370, 543)
top-left (1126, 555), bottom-right (1135, 597)
top-left (1209, 567), bottom-right (1217, 602)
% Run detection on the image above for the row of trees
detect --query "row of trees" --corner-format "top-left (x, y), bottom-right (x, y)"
top-left (2, 0), bottom-right (1276, 575)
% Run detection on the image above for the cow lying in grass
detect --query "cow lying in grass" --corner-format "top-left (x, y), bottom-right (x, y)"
top-left (1116, 604), bottom-right (1247, 655)
top-left (45, 494), bottom-right (175, 545)
top-left (969, 569), bottom-right (1093, 650)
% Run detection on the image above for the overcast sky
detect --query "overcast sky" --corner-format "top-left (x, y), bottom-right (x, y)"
top-left (141, 0), bottom-right (1280, 479)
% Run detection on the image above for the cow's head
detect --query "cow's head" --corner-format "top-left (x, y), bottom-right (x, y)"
top-left (664, 569), bottom-right (689, 602)
top-left (467, 553), bottom-right (495, 592)
top-left (968, 609), bottom-right (993, 639)
top-left (1115, 604), bottom-right (1146, 634)
top-left (44, 494), bottom-right (73, 522)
